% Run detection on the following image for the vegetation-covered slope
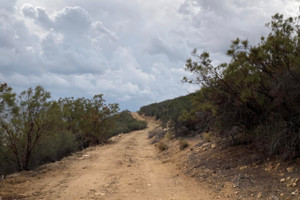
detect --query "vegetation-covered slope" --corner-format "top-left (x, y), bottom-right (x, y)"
top-left (140, 13), bottom-right (300, 159)
top-left (112, 110), bottom-right (147, 135)
top-left (139, 93), bottom-right (195, 126)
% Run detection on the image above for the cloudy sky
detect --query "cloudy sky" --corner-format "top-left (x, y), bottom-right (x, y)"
top-left (0, 0), bottom-right (299, 110)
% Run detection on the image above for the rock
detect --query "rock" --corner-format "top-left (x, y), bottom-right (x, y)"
top-left (280, 178), bottom-right (285, 182)
top-left (250, 194), bottom-right (254, 197)
top-left (257, 192), bottom-right (262, 198)
top-left (286, 167), bottom-right (294, 173)
top-left (280, 193), bottom-right (284, 197)
top-left (95, 192), bottom-right (105, 196)
top-left (235, 191), bottom-right (239, 195)
top-left (291, 192), bottom-right (296, 196)
top-left (211, 144), bottom-right (216, 149)
top-left (292, 182), bottom-right (297, 187)
top-left (292, 178), bottom-right (299, 184)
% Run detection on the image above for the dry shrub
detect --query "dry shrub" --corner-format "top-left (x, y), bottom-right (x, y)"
top-left (179, 139), bottom-right (189, 150)
top-left (157, 141), bottom-right (168, 151)
top-left (202, 132), bottom-right (213, 142)
top-left (164, 132), bottom-right (172, 140)
top-left (149, 128), bottom-right (167, 144)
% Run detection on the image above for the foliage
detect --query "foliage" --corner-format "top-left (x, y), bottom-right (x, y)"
top-left (139, 93), bottom-right (196, 136)
top-left (112, 110), bottom-right (147, 135)
top-left (183, 13), bottom-right (300, 158)
top-left (32, 131), bottom-right (78, 166)
top-left (58, 95), bottom-right (119, 147)
top-left (0, 83), bottom-right (119, 173)
top-left (0, 86), bottom-right (52, 170)
top-left (139, 94), bottom-right (195, 124)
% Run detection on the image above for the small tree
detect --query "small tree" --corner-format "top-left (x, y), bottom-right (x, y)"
top-left (0, 86), bottom-right (51, 170)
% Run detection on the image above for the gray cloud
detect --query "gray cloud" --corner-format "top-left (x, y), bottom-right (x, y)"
top-left (0, 0), bottom-right (16, 12)
top-left (178, 0), bottom-right (298, 54)
top-left (143, 37), bottom-right (188, 62)
top-left (0, 0), bottom-right (299, 110)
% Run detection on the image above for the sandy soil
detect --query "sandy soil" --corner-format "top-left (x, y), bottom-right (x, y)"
top-left (0, 113), bottom-right (224, 200)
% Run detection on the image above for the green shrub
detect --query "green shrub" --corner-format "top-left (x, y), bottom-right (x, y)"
top-left (182, 13), bottom-right (300, 158)
top-left (31, 131), bottom-right (78, 167)
top-left (0, 143), bottom-right (17, 175)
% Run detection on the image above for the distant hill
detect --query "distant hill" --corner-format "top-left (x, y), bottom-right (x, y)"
top-left (139, 93), bottom-right (196, 125)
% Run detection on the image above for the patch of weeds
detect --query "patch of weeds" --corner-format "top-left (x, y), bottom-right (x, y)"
top-left (202, 132), bottom-right (213, 142)
top-left (164, 132), bottom-right (172, 140)
top-left (148, 130), bottom-right (156, 139)
top-left (157, 141), bottom-right (168, 151)
top-left (179, 139), bottom-right (189, 150)
top-left (150, 128), bottom-right (167, 144)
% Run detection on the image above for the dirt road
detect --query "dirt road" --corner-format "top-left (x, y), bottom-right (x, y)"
top-left (0, 114), bottom-right (221, 200)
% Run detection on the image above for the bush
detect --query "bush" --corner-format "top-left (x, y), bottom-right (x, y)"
top-left (164, 132), bottom-right (172, 140)
top-left (179, 139), bottom-right (189, 150)
top-left (31, 131), bottom-right (78, 167)
top-left (149, 128), bottom-right (167, 144)
top-left (157, 141), bottom-right (168, 151)
top-left (0, 144), bottom-right (17, 175)
top-left (202, 132), bottom-right (213, 142)
top-left (148, 130), bottom-right (156, 139)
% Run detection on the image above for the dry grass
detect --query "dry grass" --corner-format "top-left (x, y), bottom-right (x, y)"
top-left (179, 139), bottom-right (189, 150)
top-left (202, 132), bottom-right (213, 142)
top-left (164, 132), bottom-right (172, 140)
top-left (157, 141), bottom-right (168, 151)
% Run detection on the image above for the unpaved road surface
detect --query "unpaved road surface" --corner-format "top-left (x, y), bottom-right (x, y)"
top-left (0, 114), bottom-right (221, 200)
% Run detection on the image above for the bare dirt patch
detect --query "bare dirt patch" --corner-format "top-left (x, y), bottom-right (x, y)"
top-left (155, 132), bottom-right (300, 200)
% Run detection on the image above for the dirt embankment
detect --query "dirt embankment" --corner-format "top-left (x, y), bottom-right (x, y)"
top-left (152, 129), bottom-right (300, 200)
top-left (0, 113), bottom-right (224, 200)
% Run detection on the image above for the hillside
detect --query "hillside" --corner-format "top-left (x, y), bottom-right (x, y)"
top-left (139, 93), bottom-right (195, 126)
